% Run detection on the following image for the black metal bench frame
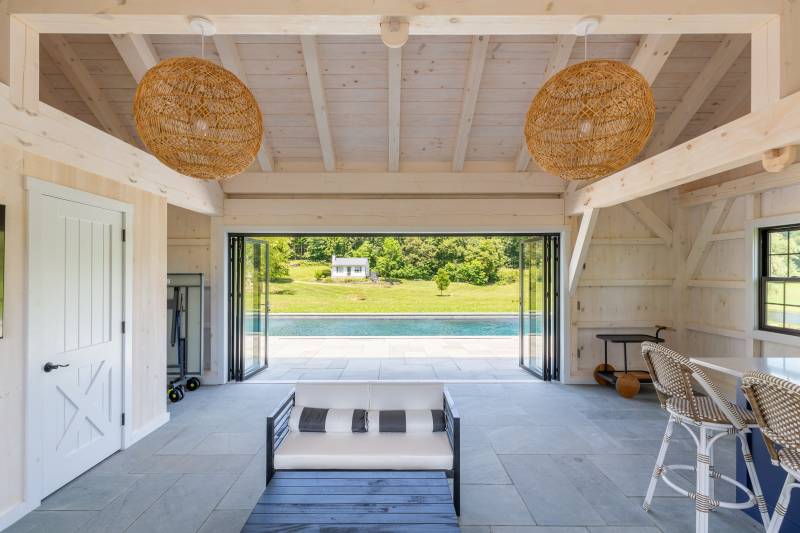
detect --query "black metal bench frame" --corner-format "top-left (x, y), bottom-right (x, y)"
top-left (266, 388), bottom-right (461, 516)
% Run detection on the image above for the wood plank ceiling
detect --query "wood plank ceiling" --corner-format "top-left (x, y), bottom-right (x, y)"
top-left (37, 33), bottom-right (750, 175)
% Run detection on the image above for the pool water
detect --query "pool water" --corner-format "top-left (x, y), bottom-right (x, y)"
top-left (252, 315), bottom-right (541, 337)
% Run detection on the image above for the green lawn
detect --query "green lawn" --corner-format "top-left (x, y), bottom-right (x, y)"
top-left (266, 261), bottom-right (521, 313)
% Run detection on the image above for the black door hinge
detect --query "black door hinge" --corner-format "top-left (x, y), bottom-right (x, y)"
top-left (121, 321), bottom-right (126, 334)
top-left (121, 413), bottom-right (126, 426)
top-left (122, 229), bottom-right (126, 242)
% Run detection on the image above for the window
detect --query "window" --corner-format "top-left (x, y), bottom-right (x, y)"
top-left (354, 267), bottom-right (362, 273)
top-left (760, 225), bottom-right (800, 335)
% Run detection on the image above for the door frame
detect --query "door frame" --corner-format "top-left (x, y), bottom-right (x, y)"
top-left (518, 234), bottom-right (560, 381)
top-left (24, 177), bottom-right (134, 508)
top-left (210, 226), bottom-right (572, 384)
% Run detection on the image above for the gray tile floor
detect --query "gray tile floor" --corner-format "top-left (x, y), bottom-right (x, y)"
top-left (9, 382), bottom-right (764, 533)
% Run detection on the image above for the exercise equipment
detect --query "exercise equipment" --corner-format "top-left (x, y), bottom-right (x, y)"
top-left (167, 273), bottom-right (205, 402)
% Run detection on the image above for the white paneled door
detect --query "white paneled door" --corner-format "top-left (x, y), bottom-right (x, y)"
top-left (33, 194), bottom-right (124, 496)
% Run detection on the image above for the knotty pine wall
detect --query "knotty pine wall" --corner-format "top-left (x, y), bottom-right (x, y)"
top-left (679, 182), bottom-right (800, 360)
top-left (0, 145), bottom-right (167, 518)
top-left (568, 191), bottom-right (676, 382)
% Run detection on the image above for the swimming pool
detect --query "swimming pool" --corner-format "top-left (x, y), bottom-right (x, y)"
top-left (252, 314), bottom-right (540, 337)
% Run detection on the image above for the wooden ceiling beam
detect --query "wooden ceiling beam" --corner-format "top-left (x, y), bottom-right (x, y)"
top-left (213, 34), bottom-right (274, 172)
top-left (223, 171), bottom-right (567, 195)
top-left (564, 88), bottom-right (800, 215)
top-left (514, 34), bottom-right (576, 172)
top-left (300, 35), bottom-right (336, 172)
top-left (629, 34), bottom-right (680, 85)
top-left (0, 83), bottom-right (223, 214)
top-left (452, 35), bottom-right (489, 172)
top-left (387, 46), bottom-right (401, 172)
top-left (9, 1), bottom-right (779, 35)
top-left (109, 34), bottom-right (158, 83)
top-left (642, 34), bottom-right (749, 158)
top-left (41, 34), bottom-right (133, 144)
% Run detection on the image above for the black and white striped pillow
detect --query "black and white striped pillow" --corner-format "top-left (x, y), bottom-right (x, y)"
top-left (289, 406), bottom-right (368, 433)
top-left (368, 410), bottom-right (446, 433)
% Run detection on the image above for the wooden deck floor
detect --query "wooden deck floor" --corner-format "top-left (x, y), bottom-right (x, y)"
top-left (242, 471), bottom-right (460, 532)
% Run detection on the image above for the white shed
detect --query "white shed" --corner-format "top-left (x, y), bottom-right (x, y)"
top-left (331, 255), bottom-right (370, 278)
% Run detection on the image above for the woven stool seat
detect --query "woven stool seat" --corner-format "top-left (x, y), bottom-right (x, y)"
top-left (642, 343), bottom-right (770, 532)
top-left (779, 448), bottom-right (800, 474)
top-left (667, 396), bottom-right (757, 426)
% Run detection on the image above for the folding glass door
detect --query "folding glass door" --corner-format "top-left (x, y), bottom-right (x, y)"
top-left (229, 236), bottom-right (269, 381)
top-left (519, 235), bottom-right (560, 380)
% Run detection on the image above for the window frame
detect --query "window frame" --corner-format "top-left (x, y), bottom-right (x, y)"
top-left (759, 223), bottom-right (800, 337)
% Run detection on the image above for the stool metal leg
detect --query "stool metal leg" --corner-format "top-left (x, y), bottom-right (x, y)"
top-left (695, 427), bottom-right (712, 533)
top-left (643, 414), bottom-right (675, 511)
top-left (768, 473), bottom-right (799, 533)
top-left (736, 432), bottom-right (770, 528)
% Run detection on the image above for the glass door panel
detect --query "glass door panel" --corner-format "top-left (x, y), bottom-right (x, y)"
top-left (519, 235), bottom-right (559, 380)
top-left (243, 237), bottom-right (268, 376)
top-left (228, 236), bottom-right (270, 381)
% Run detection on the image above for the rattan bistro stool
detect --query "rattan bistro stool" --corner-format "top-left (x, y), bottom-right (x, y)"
top-left (742, 371), bottom-right (800, 533)
top-left (641, 342), bottom-right (770, 532)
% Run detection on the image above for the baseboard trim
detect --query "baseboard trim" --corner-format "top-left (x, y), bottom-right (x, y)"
top-left (0, 499), bottom-right (39, 531)
top-left (123, 411), bottom-right (170, 449)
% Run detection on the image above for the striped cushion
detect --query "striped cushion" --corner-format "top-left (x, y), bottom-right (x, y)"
top-left (368, 410), bottom-right (446, 433)
top-left (289, 406), bottom-right (368, 433)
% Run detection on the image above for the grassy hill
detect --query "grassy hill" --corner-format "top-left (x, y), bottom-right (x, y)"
top-left (264, 261), bottom-right (522, 313)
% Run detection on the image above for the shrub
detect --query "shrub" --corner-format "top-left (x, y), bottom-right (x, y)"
top-left (314, 267), bottom-right (331, 280)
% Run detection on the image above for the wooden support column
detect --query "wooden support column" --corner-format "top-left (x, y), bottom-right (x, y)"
top-left (1, 15), bottom-right (38, 113)
top-left (387, 46), bottom-right (401, 172)
top-left (452, 35), bottom-right (489, 172)
top-left (670, 190), bottom-right (687, 351)
top-left (568, 208), bottom-right (598, 295)
top-left (743, 193), bottom-right (762, 358)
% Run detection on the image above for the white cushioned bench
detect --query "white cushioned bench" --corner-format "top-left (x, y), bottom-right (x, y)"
top-left (266, 382), bottom-right (460, 515)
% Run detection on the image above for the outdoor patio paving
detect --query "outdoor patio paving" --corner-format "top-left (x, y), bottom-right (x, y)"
top-left (252, 335), bottom-right (534, 381)
top-left (9, 381), bottom-right (763, 533)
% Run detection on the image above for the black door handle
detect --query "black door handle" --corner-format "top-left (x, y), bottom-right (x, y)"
top-left (43, 362), bottom-right (70, 373)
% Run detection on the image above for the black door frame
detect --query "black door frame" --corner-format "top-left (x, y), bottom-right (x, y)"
top-left (227, 232), bottom-right (561, 381)
top-left (228, 235), bottom-right (270, 381)
top-left (518, 234), bottom-right (560, 381)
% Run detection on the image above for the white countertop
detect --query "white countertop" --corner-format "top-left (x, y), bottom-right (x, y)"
top-left (691, 356), bottom-right (800, 385)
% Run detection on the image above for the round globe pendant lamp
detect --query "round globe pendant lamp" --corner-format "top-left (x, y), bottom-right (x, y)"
top-left (524, 19), bottom-right (655, 181)
top-left (133, 18), bottom-right (263, 180)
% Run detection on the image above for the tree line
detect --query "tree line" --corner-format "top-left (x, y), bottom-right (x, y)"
top-left (267, 236), bottom-right (527, 286)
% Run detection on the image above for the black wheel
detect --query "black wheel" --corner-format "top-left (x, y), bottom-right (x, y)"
top-left (186, 377), bottom-right (200, 391)
top-left (176, 388), bottom-right (185, 401)
top-left (169, 388), bottom-right (183, 403)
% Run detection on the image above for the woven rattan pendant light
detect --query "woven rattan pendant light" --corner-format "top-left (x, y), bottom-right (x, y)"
top-left (524, 20), bottom-right (655, 181)
top-left (134, 18), bottom-right (263, 180)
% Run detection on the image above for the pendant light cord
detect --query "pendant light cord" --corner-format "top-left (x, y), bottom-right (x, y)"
top-left (584, 34), bottom-right (588, 62)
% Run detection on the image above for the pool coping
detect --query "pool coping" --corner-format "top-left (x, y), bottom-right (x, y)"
top-left (268, 335), bottom-right (517, 339)
top-left (269, 312), bottom-right (526, 318)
